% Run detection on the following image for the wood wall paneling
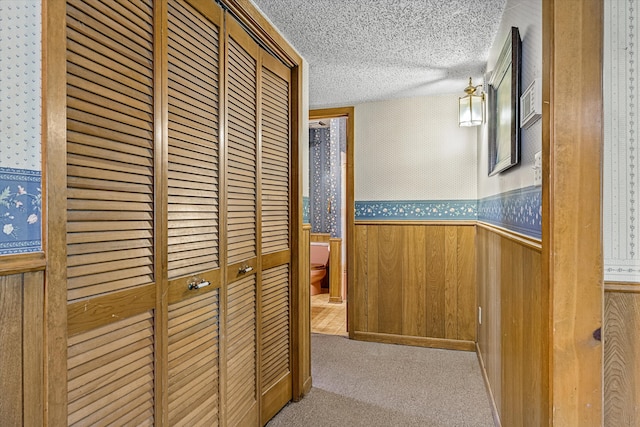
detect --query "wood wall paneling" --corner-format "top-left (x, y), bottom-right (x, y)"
top-left (476, 225), bottom-right (548, 427)
top-left (23, 271), bottom-right (44, 427)
top-left (0, 272), bottom-right (45, 426)
top-left (352, 223), bottom-right (476, 350)
top-left (0, 275), bottom-right (24, 426)
top-left (604, 287), bottom-right (640, 426)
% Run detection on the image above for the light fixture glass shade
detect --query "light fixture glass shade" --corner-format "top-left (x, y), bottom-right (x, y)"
top-left (459, 93), bottom-right (484, 127)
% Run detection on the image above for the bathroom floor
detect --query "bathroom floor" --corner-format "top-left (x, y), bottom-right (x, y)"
top-left (311, 294), bottom-right (347, 336)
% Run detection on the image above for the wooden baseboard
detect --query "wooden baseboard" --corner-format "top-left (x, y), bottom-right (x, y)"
top-left (352, 331), bottom-right (475, 351)
top-left (328, 296), bottom-right (343, 303)
top-left (476, 343), bottom-right (502, 427)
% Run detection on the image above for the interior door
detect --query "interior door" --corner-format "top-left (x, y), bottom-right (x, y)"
top-left (65, 0), bottom-right (157, 424)
top-left (259, 52), bottom-right (293, 423)
top-left (166, 0), bottom-right (222, 425)
top-left (224, 16), bottom-right (260, 427)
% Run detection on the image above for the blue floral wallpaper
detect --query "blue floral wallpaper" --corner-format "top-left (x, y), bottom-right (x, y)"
top-left (355, 200), bottom-right (477, 220)
top-left (0, 1), bottom-right (42, 255)
top-left (478, 186), bottom-right (542, 239)
top-left (0, 168), bottom-right (41, 253)
top-left (309, 118), bottom-right (345, 237)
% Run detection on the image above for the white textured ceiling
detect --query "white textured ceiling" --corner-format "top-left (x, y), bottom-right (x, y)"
top-left (251, 0), bottom-right (507, 108)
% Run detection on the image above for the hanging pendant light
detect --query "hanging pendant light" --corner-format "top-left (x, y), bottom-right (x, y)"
top-left (458, 77), bottom-right (485, 127)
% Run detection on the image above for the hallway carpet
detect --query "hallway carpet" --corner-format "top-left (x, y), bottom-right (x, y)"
top-left (267, 334), bottom-right (495, 427)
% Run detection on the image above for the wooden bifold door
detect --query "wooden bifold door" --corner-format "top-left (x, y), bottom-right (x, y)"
top-left (64, 0), bottom-right (293, 425)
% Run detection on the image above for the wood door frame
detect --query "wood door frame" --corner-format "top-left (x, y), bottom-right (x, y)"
top-left (542, 0), bottom-right (603, 424)
top-left (308, 107), bottom-right (354, 337)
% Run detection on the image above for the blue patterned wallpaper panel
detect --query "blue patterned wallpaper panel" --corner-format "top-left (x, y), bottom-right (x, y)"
top-left (478, 186), bottom-right (542, 239)
top-left (303, 196), bottom-right (310, 223)
top-left (0, 168), bottom-right (41, 254)
top-left (309, 118), bottom-right (345, 237)
top-left (355, 200), bottom-right (477, 220)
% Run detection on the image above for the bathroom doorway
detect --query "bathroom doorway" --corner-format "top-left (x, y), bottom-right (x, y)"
top-left (308, 107), bottom-right (354, 337)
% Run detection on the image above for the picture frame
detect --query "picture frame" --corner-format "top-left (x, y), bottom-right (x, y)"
top-left (488, 27), bottom-right (522, 176)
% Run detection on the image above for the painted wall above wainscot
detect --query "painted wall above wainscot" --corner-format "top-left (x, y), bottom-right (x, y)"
top-left (354, 94), bottom-right (477, 202)
top-left (604, 0), bottom-right (640, 282)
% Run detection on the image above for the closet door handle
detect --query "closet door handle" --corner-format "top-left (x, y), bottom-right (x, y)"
top-left (238, 265), bottom-right (253, 274)
top-left (188, 280), bottom-right (210, 290)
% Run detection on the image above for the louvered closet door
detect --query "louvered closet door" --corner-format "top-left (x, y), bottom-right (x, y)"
top-left (259, 53), bottom-right (293, 424)
top-left (167, 0), bottom-right (222, 425)
top-left (65, 0), bottom-right (156, 425)
top-left (225, 17), bottom-right (260, 427)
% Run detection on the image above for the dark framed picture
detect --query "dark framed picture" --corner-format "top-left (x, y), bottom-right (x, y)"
top-left (488, 27), bottom-right (522, 176)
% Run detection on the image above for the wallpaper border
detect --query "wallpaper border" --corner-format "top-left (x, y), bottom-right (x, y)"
top-left (0, 167), bottom-right (42, 254)
top-left (354, 200), bottom-right (478, 220)
top-left (478, 186), bottom-right (542, 239)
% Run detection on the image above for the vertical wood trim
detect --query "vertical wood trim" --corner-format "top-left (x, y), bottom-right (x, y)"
top-left (255, 48), bottom-right (264, 414)
top-left (289, 62), bottom-right (304, 400)
top-left (328, 237), bottom-right (342, 303)
top-left (543, 0), bottom-right (603, 423)
top-left (219, 11), bottom-right (229, 426)
top-left (23, 271), bottom-right (44, 427)
top-left (155, 1), bottom-right (169, 424)
top-left (294, 224), bottom-right (311, 400)
top-left (44, 0), bottom-right (68, 424)
top-left (290, 64), bottom-right (306, 401)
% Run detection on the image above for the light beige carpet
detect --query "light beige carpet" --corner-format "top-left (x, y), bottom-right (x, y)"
top-left (267, 334), bottom-right (495, 427)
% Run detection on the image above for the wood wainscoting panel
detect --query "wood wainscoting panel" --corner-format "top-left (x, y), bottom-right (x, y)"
top-left (352, 223), bottom-right (476, 349)
top-left (0, 271), bottom-right (44, 426)
top-left (604, 287), bottom-right (640, 426)
top-left (0, 274), bottom-right (24, 426)
top-left (476, 224), bottom-right (548, 426)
